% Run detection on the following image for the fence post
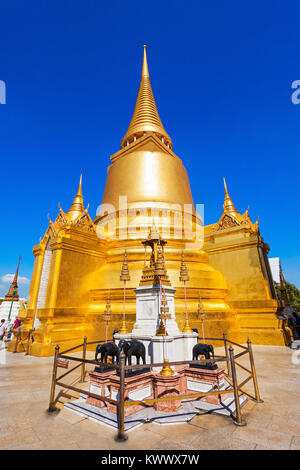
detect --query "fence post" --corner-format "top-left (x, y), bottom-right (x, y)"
top-left (25, 329), bottom-right (32, 355)
top-left (229, 345), bottom-right (246, 426)
top-left (13, 329), bottom-right (21, 353)
top-left (80, 336), bottom-right (87, 383)
top-left (247, 338), bottom-right (263, 403)
top-left (223, 332), bottom-right (231, 378)
top-left (48, 345), bottom-right (59, 412)
top-left (115, 350), bottom-right (127, 442)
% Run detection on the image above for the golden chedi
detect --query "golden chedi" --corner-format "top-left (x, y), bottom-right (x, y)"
top-left (10, 46), bottom-right (284, 356)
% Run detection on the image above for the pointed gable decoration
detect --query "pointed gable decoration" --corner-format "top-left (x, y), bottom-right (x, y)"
top-left (40, 175), bottom-right (95, 244)
top-left (216, 178), bottom-right (259, 233)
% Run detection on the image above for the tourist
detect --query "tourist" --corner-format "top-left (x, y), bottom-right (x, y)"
top-left (13, 317), bottom-right (22, 330)
top-left (0, 319), bottom-right (6, 340)
top-left (3, 319), bottom-right (13, 341)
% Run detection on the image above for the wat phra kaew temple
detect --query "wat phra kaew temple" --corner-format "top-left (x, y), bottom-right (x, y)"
top-left (9, 46), bottom-right (283, 356)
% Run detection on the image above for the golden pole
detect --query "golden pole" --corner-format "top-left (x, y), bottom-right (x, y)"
top-left (158, 286), bottom-right (174, 376)
top-left (80, 336), bottom-right (87, 383)
top-left (223, 332), bottom-right (231, 378)
top-left (115, 350), bottom-right (128, 442)
top-left (48, 345), bottom-right (59, 412)
top-left (247, 338), bottom-right (263, 403)
top-left (102, 296), bottom-right (112, 343)
top-left (119, 251), bottom-right (130, 334)
top-left (180, 251), bottom-right (193, 333)
top-left (197, 292), bottom-right (205, 342)
top-left (229, 346), bottom-right (246, 426)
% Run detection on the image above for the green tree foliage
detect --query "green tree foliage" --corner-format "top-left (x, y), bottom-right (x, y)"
top-left (274, 281), bottom-right (300, 314)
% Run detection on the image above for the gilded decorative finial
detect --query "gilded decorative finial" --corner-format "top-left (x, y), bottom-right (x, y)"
top-left (67, 175), bottom-right (85, 222)
top-left (142, 45), bottom-right (149, 77)
top-left (78, 173), bottom-right (82, 196)
top-left (179, 250), bottom-right (193, 333)
top-left (119, 250), bottom-right (131, 334)
top-left (222, 178), bottom-right (239, 217)
top-left (197, 292), bottom-right (205, 319)
top-left (156, 287), bottom-right (171, 336)
top-left (182, 318), bottom-right (193, 333)
top-left (217, 178), bottom-right (258, 232)
top-left (120, 250), bottom-right (131, 282)
top-left (154, 245), bottom-right (165, 277)
top-left (159, 359), bottom-right (175, 376)
top-left (102, 294), bottom-right (112, 322)
top-left (121, 46), bottom-right (172, 149)
top-left (223, 177), bottom-right (228, 195)
top-left (149, 218), bottom-right (160, 241)
top-left (179, 251), bottom-right (190, 282)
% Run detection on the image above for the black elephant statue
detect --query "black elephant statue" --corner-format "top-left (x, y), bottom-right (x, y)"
top-left (118, 340), bottom-right (146, 366)
top-left (192, 343), bottom-right (215, 361)
top-left (95, 342), bottom-right (119, 364)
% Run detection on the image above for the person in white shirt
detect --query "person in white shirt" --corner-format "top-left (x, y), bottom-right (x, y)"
top-left (3, 320), bottom-right (12, 341)
top-left (0, 319), bottom-right (6, 340)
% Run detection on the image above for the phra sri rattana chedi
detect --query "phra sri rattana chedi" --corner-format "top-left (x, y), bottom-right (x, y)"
top-left (10, 46), bottom-right (283, 356)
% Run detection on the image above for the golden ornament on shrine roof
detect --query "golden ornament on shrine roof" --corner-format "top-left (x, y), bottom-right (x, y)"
top-left (156, 319), bottom-right (168, 336)
top-left (197, 292), bottom-right (205, 319)
top-left (182, 318), bottom-right (193, 333)
top-left (179, 251), bottom-right (190, 282)
top-left (120, 250), bottom-right (131, 282)
top-left (159, 359), bottom-right (174, 376)
top-left (102, 295), bottom-right (112, 322)
top-left (154, 245), bottom-right (165, 277)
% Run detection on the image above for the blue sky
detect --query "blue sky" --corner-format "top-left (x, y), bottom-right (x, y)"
top-left (0, 0), bottom-right (299, 297)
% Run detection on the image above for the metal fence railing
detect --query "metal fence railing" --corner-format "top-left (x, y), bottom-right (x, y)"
top-left (47, 333), bottom-right (263, 442)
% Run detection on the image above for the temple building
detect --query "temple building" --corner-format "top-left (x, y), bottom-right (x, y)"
top-left (0, 256), bottom-right (24, 321)
top-left (9, 46), bottom-right (284, 356)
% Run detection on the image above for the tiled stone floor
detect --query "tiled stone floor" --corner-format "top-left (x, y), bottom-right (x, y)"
top-left (0, 342), bottom-right (299, 450)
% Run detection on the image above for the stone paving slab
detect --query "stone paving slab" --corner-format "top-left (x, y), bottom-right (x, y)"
top-left (0, 342), bottom-right (299, 450)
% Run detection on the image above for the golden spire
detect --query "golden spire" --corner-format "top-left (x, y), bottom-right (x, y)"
top-left (197, 292), bottom-right (205, 319)
top-left (121, 45), bottom-right (172, 149)
top-left (5, 255), bottom-right (21, 301)
top-left (120, 250), bottom-right (130, 282)
top-left (67, 174), bottom-right (85, 222)
top-left (222, 178), bottom-right (240, 218)
top-left (156, 287), bottom-right (171, 336)
top-left (179, 251), bottom-right (190, 282)
top-left (102, 294), bottom-right (112, 321)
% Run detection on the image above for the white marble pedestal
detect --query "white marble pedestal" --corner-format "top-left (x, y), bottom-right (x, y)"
top-left (115, 284), bottom-right (197, 366)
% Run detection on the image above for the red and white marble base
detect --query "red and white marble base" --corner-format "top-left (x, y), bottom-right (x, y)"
top-left (152, 373), bottom-right (182, 412)
top-left (86, 365), bottom-right (226, 415)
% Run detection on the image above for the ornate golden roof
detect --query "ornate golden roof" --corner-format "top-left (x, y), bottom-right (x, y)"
top-left (67, 174), bottom-right (85, 222)
top-left (215, 178), bottom-right (259, 233)
top-left (120, 46), bottom-right (172, 150)
top-left (41, 175), bottom-right (95, 244)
